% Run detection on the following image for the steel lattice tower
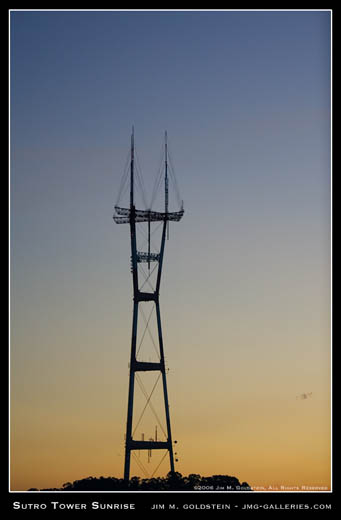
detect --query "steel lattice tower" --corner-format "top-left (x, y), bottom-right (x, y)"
top-left (113, 128), bottom-right (184, 481)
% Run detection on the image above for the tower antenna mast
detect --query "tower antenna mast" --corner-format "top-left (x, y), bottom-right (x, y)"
top-left (165, 131), bottom-right (169, 240)
top-left (130, 125), bottom-right (134, 209)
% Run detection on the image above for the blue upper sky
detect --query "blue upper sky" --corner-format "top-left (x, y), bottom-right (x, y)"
top-left (11, 10), bottom-right (330, 147)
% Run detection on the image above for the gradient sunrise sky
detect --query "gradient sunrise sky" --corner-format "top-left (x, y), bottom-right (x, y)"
top-left (10, 10), bottom-right (331, 491)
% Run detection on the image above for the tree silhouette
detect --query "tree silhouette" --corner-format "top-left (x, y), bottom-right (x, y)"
top-left (35, 472), bottom-right (252, 491)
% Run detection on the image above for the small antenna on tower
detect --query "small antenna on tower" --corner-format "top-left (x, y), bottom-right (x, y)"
top-left (130, 125), bottom-right (135, 209)
top-left (165, 130), bottom-right (169, 240)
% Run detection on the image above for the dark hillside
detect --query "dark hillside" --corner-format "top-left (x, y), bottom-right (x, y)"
top-left (29, 472), bottom-right (252, 491)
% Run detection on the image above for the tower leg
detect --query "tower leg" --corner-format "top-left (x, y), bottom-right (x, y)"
top-left (124, 300), bottom-right (139, 482)
top-left (155, 300), bottom-right (175, 473)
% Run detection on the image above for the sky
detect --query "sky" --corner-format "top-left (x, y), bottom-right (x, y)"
top-left (10, 10), bottom-right (331, 491)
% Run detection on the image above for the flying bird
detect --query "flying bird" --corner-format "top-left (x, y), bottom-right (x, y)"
top-left (296, 392), bottom-right (313, 400)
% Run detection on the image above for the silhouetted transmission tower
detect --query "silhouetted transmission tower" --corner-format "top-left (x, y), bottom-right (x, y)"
top-left (113, 128), bottom-right (184, 481)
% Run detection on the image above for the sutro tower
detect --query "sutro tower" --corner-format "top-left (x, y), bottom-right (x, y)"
top-left (113, 128), bottom-right (184, 481)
